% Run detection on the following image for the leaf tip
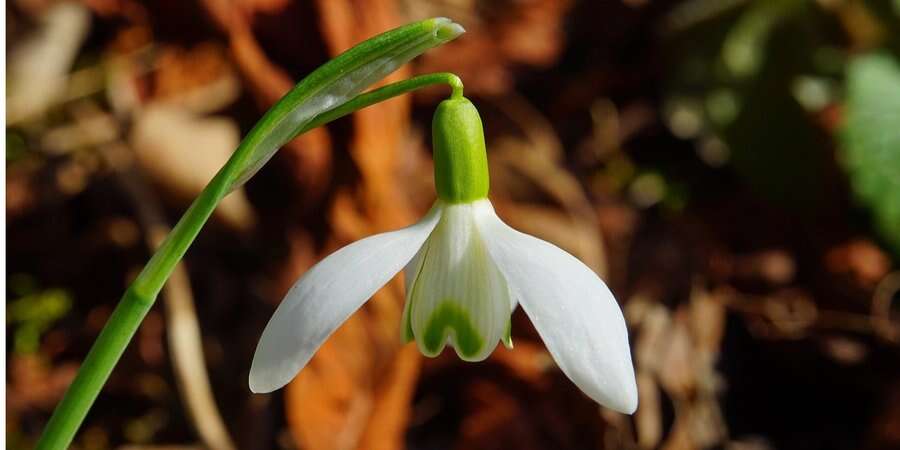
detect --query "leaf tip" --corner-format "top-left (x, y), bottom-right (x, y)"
top-left (432, 17), bottom-right (465, 41)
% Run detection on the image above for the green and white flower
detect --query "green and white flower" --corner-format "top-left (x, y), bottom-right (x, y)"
top-left (249, 96), bottom-right (638, 413)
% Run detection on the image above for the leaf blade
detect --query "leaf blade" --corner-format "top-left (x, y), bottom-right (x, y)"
top-left (227, 17), bottom-right (464, 189)
top-left (841, 52), bottom-right (900, 255)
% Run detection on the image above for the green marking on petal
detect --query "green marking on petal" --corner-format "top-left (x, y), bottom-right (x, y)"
top-left (402, 244), bottom-right (430, 344)
top-left (422, 300), bottom-right (484, 358)
top-left (401, 299), bottom-right (415, 343)
top-left (502, 318), bottom-right (513, 349)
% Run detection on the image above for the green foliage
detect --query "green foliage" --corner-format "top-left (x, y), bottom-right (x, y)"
top-left (6, 131), bottom-right (28, 162)
top-left (664, 0), bottom-right (900, 250)
top-left (7, 275), bottom-right (72, 354)
top-left (663, 0), bottom-right (838, 211)
top-left (840, 53), bottom-right (900, 255)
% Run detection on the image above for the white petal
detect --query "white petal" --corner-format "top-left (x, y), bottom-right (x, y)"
top-left (474, 201), bottom-right (638, 413)
top-left (407, 201), bottom-right (511, 361)
top-left (249, 204), bottom-right (442, 393)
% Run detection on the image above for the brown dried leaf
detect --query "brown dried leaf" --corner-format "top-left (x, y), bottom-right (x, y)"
top-left (151, 44), bottom-right (241, 114)
top-left (130, 104), bottom-right (256, 231)
top-left (7, 2), bottom-right (91, 124)
top-left (657, 317), bottom-right (695, 398)
top-left (7, 354), bottom-right (78, 413)
top-left (494, 202), bottom-right (605, 275)
top-left (413, 0), bottom-right (574, 96)
top-left (489, 342), bottom-right (553, 386)
top-left (826, 239), bottom-right (892, 287)
top-left (635, 371), bottom-right (662, 449)
top-left (689, 286), bottom-right (726, 355)
top-left (490, 138), bottom-right (607, 275)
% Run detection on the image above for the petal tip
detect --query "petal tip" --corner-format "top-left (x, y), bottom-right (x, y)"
top-left (602, 375), bottom-right (638, 414)
top-left (248, 355), bottom-right (290, 394)
top-left (616, 391), bottom-right (639, 415)
top-left (248, 371), bottom-right (270, 394)
top-left (248, 370), bottom-right (282, 394)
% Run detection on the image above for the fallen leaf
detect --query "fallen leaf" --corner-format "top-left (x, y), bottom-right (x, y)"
top-left (130, 104), bottom-right (256, 231)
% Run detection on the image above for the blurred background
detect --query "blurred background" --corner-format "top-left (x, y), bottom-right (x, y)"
top-left (6, 0), bottom-right (900, 449)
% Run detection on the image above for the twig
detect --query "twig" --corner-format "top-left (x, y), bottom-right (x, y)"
top-left (872, 271), bottom-right (900, 343)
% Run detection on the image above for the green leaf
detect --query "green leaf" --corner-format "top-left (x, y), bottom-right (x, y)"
top-left (7, 288), bottom-right (72, 354)
top-left (721, 0), bottom-right (803, 79)
top-left (227, 17), bottom-right (464, 189)
top-left (841, 53), bottom-right (900, 255)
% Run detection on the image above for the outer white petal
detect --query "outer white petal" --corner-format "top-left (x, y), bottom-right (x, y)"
top-left (249, 204), bottom-right (442, 393)
top-left (473, 201), bottom-right (638, 413)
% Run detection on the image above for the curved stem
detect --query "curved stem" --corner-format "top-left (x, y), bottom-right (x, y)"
top-left (34, 72), bottom-right (462, 450)
top-left (300, 72), bottom-right (463, 131)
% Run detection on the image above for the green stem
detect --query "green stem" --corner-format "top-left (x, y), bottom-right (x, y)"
top-left (301, 72), bottom-right (463, 131)
top-left (34, 73), bottom-right (461, 450)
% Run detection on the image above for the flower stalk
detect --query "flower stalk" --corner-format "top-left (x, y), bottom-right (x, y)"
top-left (35, 18), bottom-right (464, 450)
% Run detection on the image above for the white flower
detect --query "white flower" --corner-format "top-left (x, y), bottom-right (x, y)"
top-left (249, 198), bottom-right (638, 413)
top-left (249, 96), bottom-right (638, 414)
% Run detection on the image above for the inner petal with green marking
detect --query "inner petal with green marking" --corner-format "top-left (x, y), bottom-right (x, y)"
top-left (402, 201), bottom-right (513, 361)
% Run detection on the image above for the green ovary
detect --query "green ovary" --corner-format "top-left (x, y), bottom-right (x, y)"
top-left (421, 300), bottom-right (484, 358)
top-left (431, 97), bottom-right (490, 203)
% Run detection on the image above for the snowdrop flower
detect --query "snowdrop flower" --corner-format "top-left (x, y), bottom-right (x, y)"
top-left (250, 96), bottom-right (638, 413)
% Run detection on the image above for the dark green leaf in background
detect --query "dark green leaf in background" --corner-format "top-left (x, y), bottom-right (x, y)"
top-left (841, 53), bottom-right (900, 255)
